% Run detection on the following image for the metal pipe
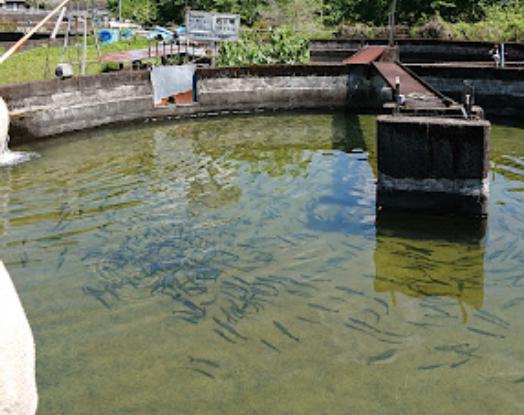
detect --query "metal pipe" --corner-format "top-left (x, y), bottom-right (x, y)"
top-left (80, 16), bottom-right (87, 75)
top-left (0, 0), bottom-right (73, 65)
top-left (61, 15), bottom-right (71, 62)
top-left (51, 6), bottom-right (67, 40)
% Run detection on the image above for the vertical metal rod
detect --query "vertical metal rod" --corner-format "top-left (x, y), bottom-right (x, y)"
top-left (394, 76), bottom-right (400, 114)
top-left (61, 14), bottom-right (71, 62)
top-left (92, 12), bottom-right (101, 60)
top-left (81, 16), bottom-right (87, 75)
top-left (75, 3), bottom-right (80, 71)
top-left (44, 40), bottom-right (50, 79)
top-left (51, 7), bottom-right (67, 40)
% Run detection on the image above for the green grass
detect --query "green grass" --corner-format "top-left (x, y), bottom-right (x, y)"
top-left (0, 36), bottom-right (151, 86)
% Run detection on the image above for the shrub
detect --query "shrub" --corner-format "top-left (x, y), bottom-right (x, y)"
top-left (217, 27), bottom-right (309, 66)
top-left (410, 15), bottom-right (452, 39)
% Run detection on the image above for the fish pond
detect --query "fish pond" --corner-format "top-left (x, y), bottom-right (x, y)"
top-left (1, 112), bottom-right (524, 414)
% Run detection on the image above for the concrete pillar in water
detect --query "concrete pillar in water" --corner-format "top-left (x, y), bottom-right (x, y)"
top-left (0, 261), bottom-right (38, 415)
top-left (376, 115), bottom-right (490, 216)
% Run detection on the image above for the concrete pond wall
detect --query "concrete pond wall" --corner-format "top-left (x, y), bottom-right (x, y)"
top-left (1, 62), bottom-right (522, 142)
top-left (376, 115), bottom-right (490, 216)
top-left (196, 66), bottom-right (347, 109)
top-left (0, 65), bottom-right (348, 142)
top-left (310, 39), bottom-right (524, 64)
top-left (407, 64), bottom-right (524, 118)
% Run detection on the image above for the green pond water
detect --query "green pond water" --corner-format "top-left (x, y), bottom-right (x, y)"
top-left (1, 112), bottom-right (524, 414)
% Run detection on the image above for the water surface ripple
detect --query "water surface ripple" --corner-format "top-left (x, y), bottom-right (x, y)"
top-left (1, 113), bottom-right (524, 414)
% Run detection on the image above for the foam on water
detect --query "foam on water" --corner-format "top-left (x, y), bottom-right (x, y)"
top-left (0, 148), bottom-right (37, 166)
top-left (0, 97), bottom-right (36, 167)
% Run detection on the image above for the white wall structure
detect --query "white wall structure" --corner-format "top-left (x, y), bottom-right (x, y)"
top-left (0, 261), bottom-right (38, 415)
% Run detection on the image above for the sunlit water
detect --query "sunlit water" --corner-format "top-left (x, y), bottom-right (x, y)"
top-left (1, 112), bottom-right (524, 414)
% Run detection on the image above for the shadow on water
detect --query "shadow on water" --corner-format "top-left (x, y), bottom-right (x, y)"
top-left (303, 113), bottom-right (376, 234)
top-left (374, 211), bottom-right (486, 321)
top-left (331, 113), bottom-right (368, 153)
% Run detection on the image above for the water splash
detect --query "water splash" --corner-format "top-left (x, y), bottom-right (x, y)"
top-left (0, 97), bottom-right (7, 155)
top-left (0, 97), bottom-right (36, 167)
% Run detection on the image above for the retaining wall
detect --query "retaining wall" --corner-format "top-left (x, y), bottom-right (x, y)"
top-left (1, 65), bottom-right (348, 142)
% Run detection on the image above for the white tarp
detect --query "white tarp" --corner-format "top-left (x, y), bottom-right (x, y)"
top-left (150, 65), bottom-right (196, 106)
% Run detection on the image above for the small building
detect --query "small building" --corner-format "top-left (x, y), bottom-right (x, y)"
top-left (0, 0), bottom-right (31, 11)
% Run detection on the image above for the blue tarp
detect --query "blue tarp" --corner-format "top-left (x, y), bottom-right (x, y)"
top-left (98, 29), bottom-right (119, 46)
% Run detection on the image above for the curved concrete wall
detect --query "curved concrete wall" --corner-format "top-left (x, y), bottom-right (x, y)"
top-left (197, 76), bottom-right (347, 108)
top-left (0, 261), bottom-right (38, 415)
top-left (0, 63), bottom-right (522, 142)
top-left (0, 66), bottom-right (348, 143)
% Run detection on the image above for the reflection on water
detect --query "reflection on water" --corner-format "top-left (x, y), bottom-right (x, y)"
top-left (375, 212), bottom-right (485, 317)
top-left (1, 112), bottom-right (524, 414)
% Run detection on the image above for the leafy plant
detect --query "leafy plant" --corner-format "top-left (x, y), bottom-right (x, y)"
top-left (107, 0), bottom-right (158, 24)
top-left (444, 2), bottom-right (524, 41)
top-left (217, 27), bottom-right (309, 66)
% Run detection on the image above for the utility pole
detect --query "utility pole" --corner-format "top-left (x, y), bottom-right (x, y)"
top-left (118, 0), bottom-right (122, 21)
top-left (388, 0), bottom-right (397, 47)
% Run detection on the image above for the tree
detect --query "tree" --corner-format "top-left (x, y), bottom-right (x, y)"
top-left (107, 0), bottom-right (158, 24)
